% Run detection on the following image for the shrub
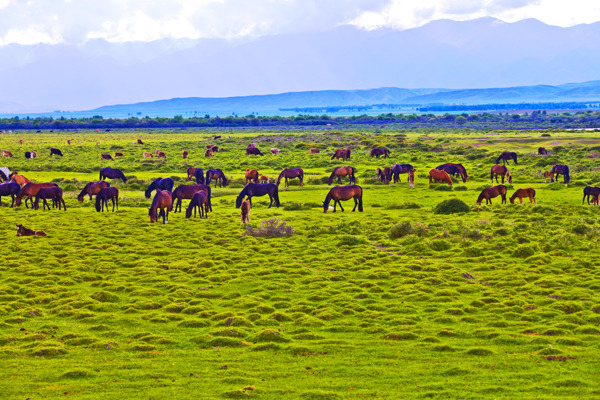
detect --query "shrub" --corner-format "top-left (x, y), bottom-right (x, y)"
top-left (389, 222), bottom-right (412, 239)
top-left (385, 202), bottom-right (421, 210)
top-left (434, 199), bottom-right (470, 214)
top-left (244, 219), bottom-right (293, 238)
top-left (454, 186), bottom-right (468, 191)
top-left (338, 235), bottom-right (368, 246)
top-left (283, 202), bottom-right (305, 211)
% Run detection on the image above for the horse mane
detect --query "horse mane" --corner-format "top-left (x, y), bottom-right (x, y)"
top-left (218, 169), bottom-right (228, 186)
top-left (149, 190), bottom-right (162, 215)
top-left (95, 192), bottom-right (103, 211)
top-left (277, 169), bottom-right (286, 184)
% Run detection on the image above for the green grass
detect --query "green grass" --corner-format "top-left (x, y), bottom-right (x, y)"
top-left (0, 128), bottom-right (600, 399)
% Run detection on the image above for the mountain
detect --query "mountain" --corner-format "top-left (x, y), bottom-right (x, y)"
top-left (1, 17), bottom-right (600, 113)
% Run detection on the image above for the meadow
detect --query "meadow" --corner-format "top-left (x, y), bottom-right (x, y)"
top-left (1, 127), bottom-right (599, 399)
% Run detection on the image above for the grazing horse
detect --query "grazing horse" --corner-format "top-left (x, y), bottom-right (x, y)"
top-left (435, 163), bottom-right (467, 183)
top-left (24, 151), bottom-right (37, 159)
top-left (270, 148), bottom-right (280, 155)
top-left (15, 182), bottom-right (58, 208)
top-left (194, 168), bottom-right (206, 184)
top-left (143, 152), bottom-right (154, 159)
top-left (115, 152), bottom-right (124, 157)
top-left (247, 143), bottom-right (257, 149)
top-left (240, 200), bottom-right (251, 224)
top-left (235, 183), bottom-right (280, 208)
top-left (172, 184), bottom-right (212, 213)
top-left (137, 139), bottom-right (144, 145)
top-left (408, 169), bottom-right (415, 187)
top-left (16, 224), bottom-right (46, 237)
top-left (0, 182), bottom-right (20, 207)
top-left (543, 171), bottom-right (554, 183)
top-left (476, 185), bottom-right (507, 205)
top-left (246, 147), bottom-right (263, 156)
top-left (50, 148), bottom-right (63, 157)
top-left (182, 150), bottom-right (188, 159)
top-left (185, 191), bottom-right (209, 219)
top-left (370, 148), bottom-right (390, 158)
top-left (331, 149), bottom-right (351, 161)
top-left (206, 169), bottom-right (228, 187)
top-left (538, 147), bottom-right (549, 155)
top-left (376, 167), bottom-right (392, 184)
top-left (276, 168), bottom-right (304, 188)
top-left (187, 167), bottom-right (199, 181)
top-left (429, 169), bottom-right (452, 186)
top-left (510, 188), bottom-right (536, 205)
top-left (496, 152), bottom-right (518, 165)
top-left (328, 166), bottom-right (356, 185)
top-left (1, 150), bottom-right (13, 158)
top-left (582, 186), bottom-right (600, 205)
top-left (392, 163), bottom-right (415, 183)
top-left (260, 175), bottom-right (269, 184)
top-left (99, 167), bottom-right (127, 183)
top-left (310, 148), bottom-right (320, 154)
top-left (100, 153), bottom-right (114, 161)
top-left (491, 164), bottom-right (512, 184)
top-left (323, 185), bottom-right (363, 213)
top-left (157, 151), bottom-right (167, 160)
top-left (67, 139), bottom-right (72, 145)
top-left (95, 187), bottom-right (119, 212)
top-left (10, 172), bottom-right (31, 187)
top-left (149, 190), bottom-right (173, 224)
top-left (245, 169), bottom-right (259, 184)
top-left (145, 177), bottom-right (175, 198)
top-left (210, 146), bottom-right (219, 153)
top-left (78, 181), bottom-right (110, 202)
top-left (205, 149), bottom-right (213, 158)
top-left (34, 187), bottom-right (66, 211)
top-left (214, 135), bottom-right (222, 140)
top-left (551, 164), bottom-right (570, 184)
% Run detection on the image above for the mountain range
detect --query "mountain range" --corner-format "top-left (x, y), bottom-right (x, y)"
top-left (1, 17), bottom-right (600, 114)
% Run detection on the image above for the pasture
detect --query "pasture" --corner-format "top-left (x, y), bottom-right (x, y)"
top-left (1, 128), bottom-right (600, 399)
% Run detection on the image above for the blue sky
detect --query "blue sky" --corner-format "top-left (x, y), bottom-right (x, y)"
top-left (0, 0), bottom-right (598, 45)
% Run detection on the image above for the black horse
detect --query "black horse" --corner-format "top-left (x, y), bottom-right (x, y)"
top-left (50, 148), bottom-right (63, 157)
top-left (436, 163), bottom-right (467, 183)
top-left (538, 147), bottom-right (548, 155)
top-left (0, 182), bottom-right (20, 207)
top-left (496, 152), bottom-right (518, 165)
top-left (95, 187), bottom-right (119, 212)
top-left (99, 167), bottom-right (128, 183)
top-left (206, 169), bottom-right (228, 187)
top-left (145, 177), bottom-right (175, 198)
top-left (551, 164), bottom-right (570, 184)
top-left (194, 168), bottom-right (205, 184)
top-left (235, 183), bottom-right (280, 208)
top-left (583, 186), bottom-right (600, 205)
top-left (391, 164), bottom-right (414, 184)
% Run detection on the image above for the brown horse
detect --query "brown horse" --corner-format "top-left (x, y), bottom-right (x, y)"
top-left (149, 190), bottom-right (173, 224)
top-left (205, 149), bottom-right (213, 158)
top-left (310, 148), bottom-right (320, 154)
top-left (187, 167), bottom-right (198, 181)
top-left (260, 175), bottom-right (269, 184)
top-left (78, 181), bottom-right (110, 202)
top-left (241, 200), bottom-right (251, 224)
top-left (408, 169), bottom-right (415, 187)
top-left (270, 148), bottom-right (280, 155)
top-left (143, 152), bottom-right (154, 159)
top-left (491, 164), bottom-right (512, 184)
top-left (1, 150), bottom-right (13, 158)
top-left (115, 152), bottom-right (124, 157)
top-left (510, 188), bottom-right (536, 204)
top-left (370, 148), bottom-right (390, 158)
top-left (245, 169), bottom-right (259, 184)
top-left (100, 153), bottom-right (114, 161)
top-left (15, 182), bottom-right (59, 208)
top-left (182, 150), bottom-right (188, 159)
top-left (377, 167), bottom-right (392, 184)
top-left (538, 147), bottom-right (548, 155)
top-left (137, 139), bottom-right (144, 145)
top-left (34, 187), bottom-right (66, 211)
top-left (429, 169), bottom-right (452, 186)
top-left (16, 224), bottom-right (46, 237)
top-left (10, 172), bottom-right (32, 187)
top-left (185, 191), bottom-right (209, 219)
top-left (157, 151), bottom-right (167, 160)
top-left (276, 168), bottom-right (304, 188)
top-left (543, 171), bottom-right (554, 183)
top-left (328, 166), bottom-right (355, 185)
top-left (323, 185), bottom-right (363, 213)
top-left (331, 149), bottom-right (351, 161)
top-left (476, 185), bottom-right (507, 205)
top-left (172, 184), bottom-right (212, 213)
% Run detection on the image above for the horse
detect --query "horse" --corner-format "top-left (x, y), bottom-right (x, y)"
top-left (19, 140), bottom-right (23, 145)
top-left (155, 149), bottom-right (162, 155)
top-left (543, 171), bottom-right (554, 183)
top-left (247, 143), bottom-right (257, 149)
top-left (0, 182), bottom-right (20, 207)
top-left (143, 152), bottom-right (154, 159)
top-left (100, 167), bottom-right (127, 183)
top-left (185, 191), bottom-right (209, 219)
top-left (391, 163), bottom-right (415, 183)
top-left (0, 168), bottom-right (9, 182)
top-left (370, 148), bottom-right (390, 158)
top-left (16, 224), bottom-right (46, 237)
top-left (310, 148), bottom-right (320, 154)
top-left (276, 168), bottom-right (304, 188)
top-left (235, 183), bottom-right (280, 208)
top-left (429, 169), bottom-right (452, 186)
top-left (95, 187), bottom-right (119, 212)
top-left (551, 164), bottom-right (570, 184)
top-left (137, 139), bottom-right (144, 145)
top-left (323, 185), bottom-right (363, 213)
top-left (24, 151), bottom-right (37, 159)
top-left (214, 135), bottom-right (222, 140)
top-left (538, 147), bottom-right (548, 155)
top-left (408, 169), bottom-right (415, 187)
top-left (245, 169), bottom-right (259, 184)
top-left (496, 152), bottom-right (518, 165)
top-left (67, 139), bottom-right (72, 145)
top-left (435, 163), bottom-right (467, 183)
top-left (210, 146), bottom-right (219, 153)
top-left (205, 149), bottom-right (213, 158)
top-left (491, 165), bottom-right (512, 184)
top-left (328, 166), bottom-right (356, 185)
top-left (78, 181), bottom-right (110, 202)
top-left (194, 168), bottom-right (205, 184)
top-left (149, 190), bottom-right (173, 224)
top-left (376, 167), bottom-right (392, 184)
top-left (240, 200), bottom-right (251, 224)
top-left (50, 148), bottom-right (63, 157)
top-left (206, 169), bottom-right (228, 187)
top-left (157, 151), bottom-right (167, 160)
top-left (270, 148), bottom-right (280, 155)
top-left (145, 177), bottom-right (175, 198)
top-left (100, 153), bottom-right (114, 161)
top-left (1, 150), bottom-right (13, 158)
top-left (34, 187), bottom-right (66, 211)
top-left (246, 147), bottom-right (263, 156)
top-left (182, 150), bottom-right (188, 159)
top-left (510, 188), bottom-right (536, 205)
top-left (582, 187), bottom-right (600, 205)
top-left (172, 184), bottom-right (212, 213)
top-left (331, 149), bottom-right (351, 161)
top-left (476, 185), bottom-right (507, 205)
top-left (10, 172), bottom-right (32, 187)
top-left (260, 175), bottom-right (269, 184)
top-left (187, 167), bottom-right (199, 181)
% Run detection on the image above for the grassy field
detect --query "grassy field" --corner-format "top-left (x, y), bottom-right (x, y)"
top-left (1, 128), bottom-right (599, 399)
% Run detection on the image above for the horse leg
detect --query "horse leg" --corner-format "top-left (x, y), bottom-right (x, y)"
top-left (338, 200), bottom-right (344, 212)
top-left (519, 197), bottom-right (523, 204)
top-left (268, 194), bottom-right (273, 208)
top-left (352, 197), bottom-right (358, 211)
top-left (111, 198), bottom-right (115, 212)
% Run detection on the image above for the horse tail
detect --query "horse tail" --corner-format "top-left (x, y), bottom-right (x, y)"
top-left (358, 186), bottom-right (363, 212)
top-left (565, 165), bottom-right (570, 183)
top-left (273, 186), bottom-right (281, 207)
top-left (206, 185), bottom-right (213, 211)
